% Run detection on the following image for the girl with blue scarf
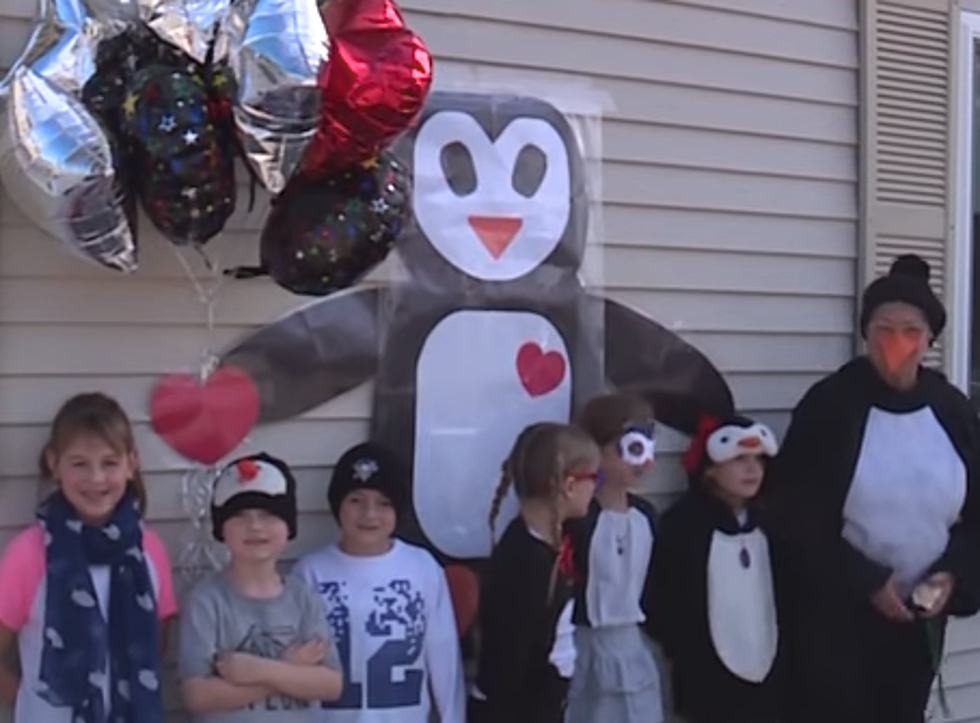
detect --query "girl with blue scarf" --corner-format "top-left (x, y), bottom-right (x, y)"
top-left (0, 392), bottom-right (177, 723)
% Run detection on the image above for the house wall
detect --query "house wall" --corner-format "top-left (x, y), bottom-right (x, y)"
top-left (0, 0), bottom-right (859, 719)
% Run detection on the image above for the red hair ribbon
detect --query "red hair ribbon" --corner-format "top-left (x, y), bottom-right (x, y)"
top-left (681, 414), bottom-right (721, 475)
top-left (558, 534), bottom-right (577, 581)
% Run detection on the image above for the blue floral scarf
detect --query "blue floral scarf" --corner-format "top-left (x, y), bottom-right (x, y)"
top-left (37, 490), bottom-right (163, 723)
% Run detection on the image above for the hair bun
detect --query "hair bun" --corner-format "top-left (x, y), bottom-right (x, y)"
top-left (890, 254), bottom-right (931, 282)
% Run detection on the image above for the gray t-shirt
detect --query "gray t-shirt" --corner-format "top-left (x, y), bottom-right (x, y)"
top-left (178, 571), bottom-right (340, 723)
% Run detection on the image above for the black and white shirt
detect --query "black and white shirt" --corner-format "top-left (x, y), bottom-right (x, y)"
top-left (566, 496), bottom-right (658, 632)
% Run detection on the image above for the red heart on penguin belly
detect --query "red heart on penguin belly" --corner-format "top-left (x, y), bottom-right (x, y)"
top-left (516, 342), bottom-right (567, 397)
top-left (149, 366), bottom-right (259, 465)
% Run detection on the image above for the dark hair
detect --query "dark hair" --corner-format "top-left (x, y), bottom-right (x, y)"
top-left (577, 393), bottom-right (653, 446)
top-left (39, 392), bottom-right (147, 515)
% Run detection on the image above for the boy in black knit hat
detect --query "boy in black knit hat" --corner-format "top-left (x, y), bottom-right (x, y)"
top-left (293, 441), bottom-right (466, 723)
top-left (178, 453), bottom-right (343, 722)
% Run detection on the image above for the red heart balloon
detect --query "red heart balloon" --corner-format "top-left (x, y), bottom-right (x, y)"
top-left (303, 0), bottom-right (433, 175)
top-left (149, 366), bottom-right (259, 465)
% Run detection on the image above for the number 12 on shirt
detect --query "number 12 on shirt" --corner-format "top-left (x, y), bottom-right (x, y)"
top-left (322, 593), bottom-right (426, 710)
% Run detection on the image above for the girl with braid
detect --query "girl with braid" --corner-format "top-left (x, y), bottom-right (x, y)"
top-left (468, 423), bottom-right (599, 723)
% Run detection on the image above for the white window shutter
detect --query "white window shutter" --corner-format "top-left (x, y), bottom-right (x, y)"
top-left (859, 0), bottom-right (953, 369)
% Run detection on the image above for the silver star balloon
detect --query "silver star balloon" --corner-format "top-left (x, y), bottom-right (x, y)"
top-left (141, 0), bottom-right (233, 65)
top-left (0, 68), bottom-right (137, 273)
top-left (0, 0), bottom-right (139, 98)
top-left (221, 0), bottom-right (329, 193)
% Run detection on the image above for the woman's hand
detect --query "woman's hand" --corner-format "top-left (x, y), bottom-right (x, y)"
top-left (871, 576), bottom-right (914, 623)
top-left (915, 572), bottom-right (955, 619)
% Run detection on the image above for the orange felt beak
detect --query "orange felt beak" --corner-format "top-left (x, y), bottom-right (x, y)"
top-left (738, 436), bottom-right (762, 450)
top-left (468, 216), bottom-right (523, 259)
top-left (876, 330), bottom-right (921, 374)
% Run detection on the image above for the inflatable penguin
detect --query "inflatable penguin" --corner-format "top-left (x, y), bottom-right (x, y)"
top-left (648, 415), bottom-right (783, 723)
top-left (218, 91), bottom-right (733, 566)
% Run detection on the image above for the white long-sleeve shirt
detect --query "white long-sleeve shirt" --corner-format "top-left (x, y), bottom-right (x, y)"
top-left (293, 540), bottom-right (466, 723)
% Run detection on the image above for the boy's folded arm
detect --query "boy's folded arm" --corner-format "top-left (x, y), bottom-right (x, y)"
top-left (262, 659), bottom-right (344, 702)
top-left (180, 676), bottom-right (273, 713)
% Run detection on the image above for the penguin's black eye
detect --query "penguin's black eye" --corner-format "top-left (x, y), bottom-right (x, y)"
top-left (513, 144), bottom-right (547, 198)
top-left (720, 436), bottom-right (729, 444)
top-left (440, 142), bottom-right (477, 197)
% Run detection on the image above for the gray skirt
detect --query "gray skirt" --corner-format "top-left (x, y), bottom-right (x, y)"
top-left (565, 625), bottom-right (667, 723)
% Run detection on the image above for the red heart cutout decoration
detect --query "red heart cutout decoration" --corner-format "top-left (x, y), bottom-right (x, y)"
top-left (149, 366), bottom-right (259, 465)
top-left (516, 342), bottom-right (567, 397)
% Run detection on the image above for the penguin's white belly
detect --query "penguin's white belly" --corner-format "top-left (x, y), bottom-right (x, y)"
top-left (413, 309), bottom-right (572, 559)
top-left (706, 529), bottom-right (778, 683)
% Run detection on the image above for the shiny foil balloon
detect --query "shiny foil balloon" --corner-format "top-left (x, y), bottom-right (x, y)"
top-left (121, 63), bottom-right (237, 246)
top-left (81, 28), bottom-right (193, 188)
top-left (262, 152), bottom-right (410, 296)
top-left (141, 0), bottom-right (232, 65)
top-left (0, 68), bottom-right (137, 272)
top-left (302, 0), bottom-right (433, 176)
top-left (0, 0), bottom-right (138, 97)
top-left (223, 0), bottom-right (329, 193)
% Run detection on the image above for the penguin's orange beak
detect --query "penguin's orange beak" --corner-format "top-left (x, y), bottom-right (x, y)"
top-left (875, 329), bottom-right (922, 374)
top-left (738, 436), bottom-right (762, 450)
top-left (469, 216), bottom-right (523, 259)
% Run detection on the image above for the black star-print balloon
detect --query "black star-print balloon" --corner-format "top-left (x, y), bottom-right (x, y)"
top-left (258, 153), bottom-right (411, 296)
top-left (118, 60), bottom-right (237, 246)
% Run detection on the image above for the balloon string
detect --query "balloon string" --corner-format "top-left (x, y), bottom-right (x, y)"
top-left (170, 241), bottom-right (231, 585)
top-left (171, 239), bottom-right (227, 380)
top-left (178, 466), bottom-right (227, 586)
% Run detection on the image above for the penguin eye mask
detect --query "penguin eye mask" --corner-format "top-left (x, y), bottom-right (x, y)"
top-left (705, 422), bottom-right (778, 465)
top-left (618, 423), bottom-right (657, 467)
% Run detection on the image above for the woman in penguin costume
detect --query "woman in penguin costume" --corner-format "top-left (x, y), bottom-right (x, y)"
top-left (647, 414), bottom-right (784, 723)
top-left (765, 254), bottom-right (980, 723)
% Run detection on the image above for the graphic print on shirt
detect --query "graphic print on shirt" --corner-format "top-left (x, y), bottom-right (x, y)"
top-left (236, 624), bottom-right (309, 712)
top-left (320, 578), bottom-right (427, 710)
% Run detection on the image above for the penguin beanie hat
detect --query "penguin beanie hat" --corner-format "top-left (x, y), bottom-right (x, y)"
top-left (681, 413), bottom-right (779, 480)
top-left (860, 254), bottom-right (946, 338)
top-left (211, 452), bottom-right (298, 541)
top-left (328, 442), bottom-right (409, 519)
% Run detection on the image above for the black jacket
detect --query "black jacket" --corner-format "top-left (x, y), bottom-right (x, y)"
top-left (472, 517), bottom-right (572, 723)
